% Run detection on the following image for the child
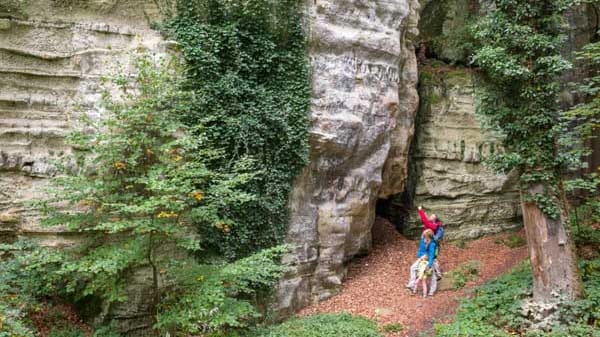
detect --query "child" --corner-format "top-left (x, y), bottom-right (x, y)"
top-left (413, 254), bottom-right (431, 297)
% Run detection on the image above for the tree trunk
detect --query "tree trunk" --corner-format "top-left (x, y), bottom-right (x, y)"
top-left (521, 183), bottom-right (583, 302)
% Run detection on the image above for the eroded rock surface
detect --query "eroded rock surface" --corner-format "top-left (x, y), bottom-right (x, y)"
top-left (278, 0), bottom-right (420, 315)
top-left (0, 0), bottom-right (167, 243)
top-left (403, 67), bottom-right (521, 239)
top-left (0, 1), bottom-right (169, 334)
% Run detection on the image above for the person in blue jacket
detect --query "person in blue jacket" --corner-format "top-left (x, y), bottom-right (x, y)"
top-left (406, 228), bottom-right (438, 296)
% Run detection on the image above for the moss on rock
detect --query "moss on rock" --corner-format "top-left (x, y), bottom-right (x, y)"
top-left (418, 0), bottom-right (479, 65)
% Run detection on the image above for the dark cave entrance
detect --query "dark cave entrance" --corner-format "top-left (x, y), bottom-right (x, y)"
top-left (375, 190), bottom-right (413, 235)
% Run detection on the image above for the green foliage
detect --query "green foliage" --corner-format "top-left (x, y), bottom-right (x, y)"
top-left (447, 260), bottom-right (480, 289)
top-left (419, 0), bottom-right (479, 64)
top-left (247, 313), bottom-right (383, 337)
top-left (560, 40), bottom-right (600, 171)
top-left (38, 56), bottom-right (256, 307)
top-left (562, 39), bottom-right (600, 239)
top-left (0, 0), bottom-right (28, 17)
top-left (0, 305), bottom-right (35, 337)
top-left (91, 325), bottom-right (123, 337)
top-left (502, 234), bottom-right (527, 249)
top-left (47, 327), bottom-right (86, 337)
top-left (470, 0), bottom-right (577, 218)
top-left (162, 0), bottom-right (310, 259)
top-left (0, 241), bottom-right (65, 337)
top-left (29, 55), bottom-right (287, 335)
top-left (434, 259), bottom-right (600, 337)
top-left (571, 221), bottom-right (600, 250)
top-left (382, 323), bottom-right (403, 333)
top-left (155, 246), bottom-right (287, 336)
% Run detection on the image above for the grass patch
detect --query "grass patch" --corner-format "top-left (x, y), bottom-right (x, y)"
top-left (498, 234), bottom-right (527, 248)
top-left (382, 323), bottom-right (403, 333)
top-left (248, 313), bottom-right (383, 337)
top-left (447, 260), bottom-right (480, 289)
top-left (434, 259), bottom-right (600, 337)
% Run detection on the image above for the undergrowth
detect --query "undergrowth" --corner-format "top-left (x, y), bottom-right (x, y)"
top-left (163, 0), bottom-right (310, 259)
top-left (447, 260), bottom-right (480, 289)
top-left (434, 259), bottom-right (600, 337)
top-left (246, 313), bottom-right (383, 337)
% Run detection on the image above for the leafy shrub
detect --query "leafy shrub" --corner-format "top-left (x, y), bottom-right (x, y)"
top-left (163, 0), bottom-right (310, 259)
top-left (38, 55), bottom-right (258, 306)
top-left (501, 234), bottom-right (527, 249)
top-left (0, 241), bottom-right (65, 337)
top-left (434, 259), bottom-right (600, 337)
top-left (0, 305), bottom-right (35, 337)
top-left (91, 325), bottom-right (122, 337)
top-left (248, 314), bottom-right (383, 337)
top-left (47, 327), bottom-right (85, 337)
top-left (447, 260), bottom-right (480, 289)
top-left (155, 246), bottom-right (287, 336)
top-left (23, 55), bottom-right (288, 335)
top-left (382, 323), bottom-right (403, 333)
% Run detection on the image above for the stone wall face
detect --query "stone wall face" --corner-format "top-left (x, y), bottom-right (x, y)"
top-left (277, 0), bottom-right (420, 315)
top-left (403, 68), bottom-right (522, 239)
top-left (0, 1), bottom-right (169, 334)
top-left (0, 0), bottom-right (167, 246)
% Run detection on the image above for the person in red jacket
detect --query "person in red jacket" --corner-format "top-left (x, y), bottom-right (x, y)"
top-left (418, 206), bottom-right (439, 233)
top-left (413, 206), bottom-right (444, 295)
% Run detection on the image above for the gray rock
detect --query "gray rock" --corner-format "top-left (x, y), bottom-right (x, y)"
top-left (403, 68), bottom-right (522, 240)
top-left (0, 0), bottom-right (170, 334)
top-left (278, 0), bottom-right (421, 315)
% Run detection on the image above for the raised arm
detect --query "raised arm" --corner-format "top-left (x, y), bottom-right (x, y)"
top-left (418, 207), bottom-right (437, 232)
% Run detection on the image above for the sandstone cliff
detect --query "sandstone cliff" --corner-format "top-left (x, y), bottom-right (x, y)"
top-left (0, 0), bottom-right (168, 246)
top-left (1, 0), bottom-right (597, 332)
top-left (0, 1), bottom-right (170, 333)
top-left (278, 0), bottom-right (420, 314)
top-left (403, 67), bottom-right (521, 239)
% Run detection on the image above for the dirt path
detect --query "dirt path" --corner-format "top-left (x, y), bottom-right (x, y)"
top-left (298, 218), bottom-right (529, 337)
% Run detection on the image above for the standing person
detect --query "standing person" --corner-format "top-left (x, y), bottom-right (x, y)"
top-left (413, 254), bottom-right (431, 297)
top-left (417, 205), bottom-right (439, 233)
top-left (406, 229), bottom-right (437, 295)
top-left (418, 206), bottom-right (444, 281)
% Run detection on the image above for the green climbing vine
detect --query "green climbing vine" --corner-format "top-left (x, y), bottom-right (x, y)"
top-left (163, 0), bottom-right (311, 259)
top-left (0, 1), bottom-right (310, 335)
top-left (471, 0), bottom-right (577, 219)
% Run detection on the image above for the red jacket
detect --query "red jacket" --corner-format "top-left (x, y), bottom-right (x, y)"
top-left (418, 209), bottom-right (438, 232)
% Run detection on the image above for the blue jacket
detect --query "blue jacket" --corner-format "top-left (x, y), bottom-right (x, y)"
top-left (416, 238), bottom-right (436, 268)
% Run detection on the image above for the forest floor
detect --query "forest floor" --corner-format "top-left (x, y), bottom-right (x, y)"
top-left (298, 217), bottom-right (529, 337)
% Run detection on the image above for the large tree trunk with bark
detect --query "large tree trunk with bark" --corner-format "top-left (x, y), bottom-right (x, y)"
top-left (521, 183), bottom-right (583, 302)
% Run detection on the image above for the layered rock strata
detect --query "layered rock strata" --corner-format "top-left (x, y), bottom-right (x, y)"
top-left (278, 0), bottom-right (421, 315)
top-left (0, 1), bottom-right (169, 334)
top-left (402, 67), bottom-right (522, 239)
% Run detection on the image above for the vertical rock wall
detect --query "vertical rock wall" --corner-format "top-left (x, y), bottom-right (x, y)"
top-left (0, 1), bottom-right (170, 334)
top-left (0, 0), bottom-right (167, 246)
top-left (402, 67), bottom-right (522, 239)
top-left (278, 0), bottom-right (420, 315)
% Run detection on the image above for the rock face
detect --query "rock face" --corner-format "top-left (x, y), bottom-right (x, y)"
top-left (402, 67), bottom-right (522, 239)
top-left (2, 0), bottom-right (595, 330)
top-left (417, 0), bottom-right (479, 65)
top-left (277, 0), bottom-right (420, 315)
top-left (0, 0), bottom-right (168, 245)
top-left (0, 0), bottom-right (169, 334)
